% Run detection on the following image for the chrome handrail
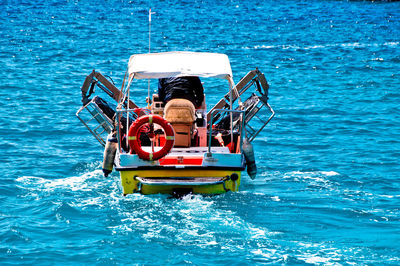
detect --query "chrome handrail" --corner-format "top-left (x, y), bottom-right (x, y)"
top-left (135, 176), bottom-right (226, 186)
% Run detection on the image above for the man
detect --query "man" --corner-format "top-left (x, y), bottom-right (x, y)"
top-left (158, 76), bottom-right (204, 108)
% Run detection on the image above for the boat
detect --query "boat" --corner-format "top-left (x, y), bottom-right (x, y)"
top-left (76, 51), bottom-right (274, 196)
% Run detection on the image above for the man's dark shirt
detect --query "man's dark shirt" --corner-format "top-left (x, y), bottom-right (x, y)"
top-left (158, 76), bottom-right (204, 108)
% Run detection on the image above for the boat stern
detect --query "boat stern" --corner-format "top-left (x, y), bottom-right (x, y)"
top-left (116, 147), bottom-right (245, 195)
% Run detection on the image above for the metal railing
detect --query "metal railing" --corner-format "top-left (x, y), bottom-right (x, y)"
top-left (207, 109), bottom-right (246, 157)
top-left (115, 108), bottom-right (138, 153)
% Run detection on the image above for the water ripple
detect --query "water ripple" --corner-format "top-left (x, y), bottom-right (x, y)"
top-left (1, 0), bottom-right (400, 264)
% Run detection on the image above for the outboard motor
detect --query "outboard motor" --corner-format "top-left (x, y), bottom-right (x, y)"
top-left (243, 138), bottom-right (257, 179)
top-left (102, 133), bottom-right (118, 177)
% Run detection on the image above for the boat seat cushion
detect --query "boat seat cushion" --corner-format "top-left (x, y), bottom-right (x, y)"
top-left (172, 124), bottom-right (192, 147)
top-left (164, 98), bottom-right (196, 124)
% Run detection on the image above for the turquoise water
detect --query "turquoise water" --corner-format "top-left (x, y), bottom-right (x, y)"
top-left (1, 0), bottom-right (400, 264)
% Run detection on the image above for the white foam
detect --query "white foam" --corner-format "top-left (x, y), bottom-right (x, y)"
top-left (247, 41), bottom-right (399, 51)
top-left (300, 255), bottom-right (333, 264)
top-left (271, 196), bottom-right (281, 202)
top-left (110, 192), bottom-right (281, 252)
top-left (16, 169), bottom-right (104, 192)
top-left (321, 171), bottom-right (340, 176)
top-left (284, 170), bottom-right (340, 180)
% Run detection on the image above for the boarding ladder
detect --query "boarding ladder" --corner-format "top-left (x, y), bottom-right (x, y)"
top-left (207, 69), bottom-right (275, 142)
top-left (76, 99), bottom-right (113, 147)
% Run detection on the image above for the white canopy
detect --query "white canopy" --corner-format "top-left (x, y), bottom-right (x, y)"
top-left (128, 51), bottom-right (233, 79)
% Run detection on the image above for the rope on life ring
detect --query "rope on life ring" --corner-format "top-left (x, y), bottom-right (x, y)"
top-left (127, 115), bottom-right (175, 161)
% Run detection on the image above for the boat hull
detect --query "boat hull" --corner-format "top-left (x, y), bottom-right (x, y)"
top-left (118, 169), bottom-right (242, 195)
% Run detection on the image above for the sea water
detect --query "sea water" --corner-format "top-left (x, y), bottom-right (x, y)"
top-left (1, 0), bottom-right (400, 264)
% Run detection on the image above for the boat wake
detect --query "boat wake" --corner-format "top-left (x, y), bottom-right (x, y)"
top-left (11, 169), bottom-right (400, 264)
top-left (17, 170), bottom-right (102, 192)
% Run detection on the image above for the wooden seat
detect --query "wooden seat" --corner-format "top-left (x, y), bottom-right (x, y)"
top-left (164, 99), bottom-right (196, 147)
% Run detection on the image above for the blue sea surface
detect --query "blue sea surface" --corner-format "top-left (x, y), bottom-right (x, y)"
top-left (1, 0), bottom-right (400, 264)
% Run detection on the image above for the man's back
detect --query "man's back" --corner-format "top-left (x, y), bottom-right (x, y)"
top-left (158, 76), bottom-right (204, 108)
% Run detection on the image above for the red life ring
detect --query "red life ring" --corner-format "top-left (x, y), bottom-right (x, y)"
top-left (127, 115), bottom-right (175, 161)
